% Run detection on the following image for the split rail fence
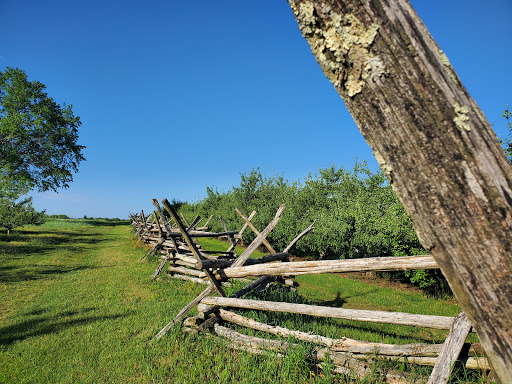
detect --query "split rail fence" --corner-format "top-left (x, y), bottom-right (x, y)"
top-left (131, 198), bottom-right (490, 384)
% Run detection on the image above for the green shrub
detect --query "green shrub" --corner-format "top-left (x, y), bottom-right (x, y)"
top-left (174, 161), bottom-right (447, 293)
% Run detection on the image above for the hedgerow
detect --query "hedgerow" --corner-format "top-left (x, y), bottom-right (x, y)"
top-left (175, 161), bottom-right (449, 294)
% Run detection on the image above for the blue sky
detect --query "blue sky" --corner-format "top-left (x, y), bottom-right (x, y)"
top-left (1, 0), bottom-right (511, 218)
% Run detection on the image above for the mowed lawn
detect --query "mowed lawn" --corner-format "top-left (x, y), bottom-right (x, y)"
top-left (0, 220), bottom-right (486, 383)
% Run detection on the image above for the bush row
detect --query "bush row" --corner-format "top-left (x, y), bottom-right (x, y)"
top-left (174, 161), bottom-right (449, 294)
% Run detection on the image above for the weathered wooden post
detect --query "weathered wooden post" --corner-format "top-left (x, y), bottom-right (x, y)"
top-left (286, 0), bottom-right (512, 381)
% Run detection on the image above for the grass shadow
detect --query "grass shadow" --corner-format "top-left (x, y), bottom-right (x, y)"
top-left (314, 292), bottom-right (347, 308)
top-left (0, 308), bottom-right (133, 345)
top-left (0, 264), bottom-right (99, 283)
top-left (0, 232), bottom-right (108, 259)
top-left (308, 288), bottom-right (381, 308)
top-left (87, 220), bottom-right (131, 227)
top-left (0, 243), bottom-right (57, 258)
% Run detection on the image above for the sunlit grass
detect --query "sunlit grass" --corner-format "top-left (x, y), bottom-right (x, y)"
top-left (0, 221), bottom-right (328, 383)
top-left (38, 219), bottom-right (93, 229)
top-left (0, 221), bottom-right (490, 383)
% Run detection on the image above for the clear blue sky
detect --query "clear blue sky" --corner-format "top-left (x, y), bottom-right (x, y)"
top-left (1, 0), bottom-right (511, 218)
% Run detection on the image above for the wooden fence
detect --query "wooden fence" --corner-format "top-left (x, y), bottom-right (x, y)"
top-left (131, 198), bottom-right (490, 384)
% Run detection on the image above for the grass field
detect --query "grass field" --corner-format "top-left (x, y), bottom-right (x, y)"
top-left (0, 220), bottom-right (491, 383)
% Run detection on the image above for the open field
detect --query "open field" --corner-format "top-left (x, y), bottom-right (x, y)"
top-left (0, 220), bottom-right (490, 383)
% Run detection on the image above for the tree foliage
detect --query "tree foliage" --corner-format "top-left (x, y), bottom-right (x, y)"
top-left (501, 106), bottom-right (512, 162)
top-left (0, 175), bottom-right (45, 234)
top-left (175, 162), bottom-right (447, 292)
top-left (0, 67), bottom-right (85, 192)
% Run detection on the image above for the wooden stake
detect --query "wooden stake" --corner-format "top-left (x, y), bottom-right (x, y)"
top-left (231, 205), bottom-right (285, 268)
top-left (226, 210), bottom-right (256, 252)
top-left (160, 199), bottom-right (226, 297)
top-left (204, 215), bottom-right (213, 227)
top-left (284, 221), bottom-right (315, 252)
top-left (150, 256), bottom-right (170, 280)
top-left (187, 215), bottom-right (201, 231)
top-left (235, 208), bottom-right (276, 254)
top-left (154, 286), bottom-right (213, 340)
top-left (427, 311), bottom-right (473, 383)
top-left (139, 239), bottom-right (164, 262)
top-left (179, 212), bottom-right (190, 227)
top-left (218, 216), bottom-right (237, 254)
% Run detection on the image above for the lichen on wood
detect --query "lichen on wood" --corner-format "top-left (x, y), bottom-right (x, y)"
top-left (453, 103), bottom-right (471, 131)
top-left (291, 1), bottom-right (386, 97)
top-left (438, 50), bottom-right (451, 67)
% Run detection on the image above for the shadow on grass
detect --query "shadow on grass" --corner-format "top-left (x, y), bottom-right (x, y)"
top-left (0, 308), bottom-right (133, 345)
top-left (0, 233), bottom-right (108, 259)
top-left (0, 264), bottom-right (101, 283)
top-left (314, 292), bottom-right (348, 308)
top-left (1, 230), bottom-right (107, 241)
top-left (86, 220), bottom-right (131, 227)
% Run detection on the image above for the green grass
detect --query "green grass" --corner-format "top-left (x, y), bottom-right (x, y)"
top-left (0, 221), bottom-right (491, 383)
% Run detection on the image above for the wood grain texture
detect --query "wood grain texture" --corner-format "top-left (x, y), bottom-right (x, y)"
top-left (427, 311), bottom-right (473, 383)
top-left (153, 205), bottom-right (284, 338)
top-left (161, 199), bottom-right (226, 297)
top-left (213, 255), bottom-right (437, 279)
top-left (227, 210), bottom-right (255, 252)
top-left (218, 309), bottom-right (438, 355)
top-left (202, 297), bottom-right (456, 330)
top-left (235, 208), bottom-right (276, 254)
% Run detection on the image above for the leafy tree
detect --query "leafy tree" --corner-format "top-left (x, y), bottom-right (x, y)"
top-left (0, 175), bottom-right (45, 234)
top-left (0, 67), bottom-right (85, 192)
top-left (501, 106), bottom-right (512, 162)
top-left (173, 162), bottom-right (449, 291)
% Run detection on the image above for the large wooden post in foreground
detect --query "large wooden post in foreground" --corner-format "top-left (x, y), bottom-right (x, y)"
top-left (287, 0), bottom-right (512, 382)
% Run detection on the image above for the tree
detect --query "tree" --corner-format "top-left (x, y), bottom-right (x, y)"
top-left (0, 67), bottom-right (85, 192)
top-left (501, 106), bottom-right (512, 162)
top-left (287, 0), bottom-right (512, 381)
top-left (0, 175), bottom-right (45, 234)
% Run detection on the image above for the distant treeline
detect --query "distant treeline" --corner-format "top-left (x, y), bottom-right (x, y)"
top-left (175, 161), bottom-right (449, 294)
top-left (46, 214), bottom-right (123, 221)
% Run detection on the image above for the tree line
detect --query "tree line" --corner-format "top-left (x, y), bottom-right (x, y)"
top-left (175, 161), bottom-right (448, 293)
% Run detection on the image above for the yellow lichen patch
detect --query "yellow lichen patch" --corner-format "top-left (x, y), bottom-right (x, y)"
top-left (294, 0), bottom-right (385, 97)
top-left (438, 49), bottom-right (451, 67)
top-left (289, 0), bottom-right (298, 16)
top-left (298, 2), bottom-right (316, 34)
top-left (453, 103), bottom-right (471, 131)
